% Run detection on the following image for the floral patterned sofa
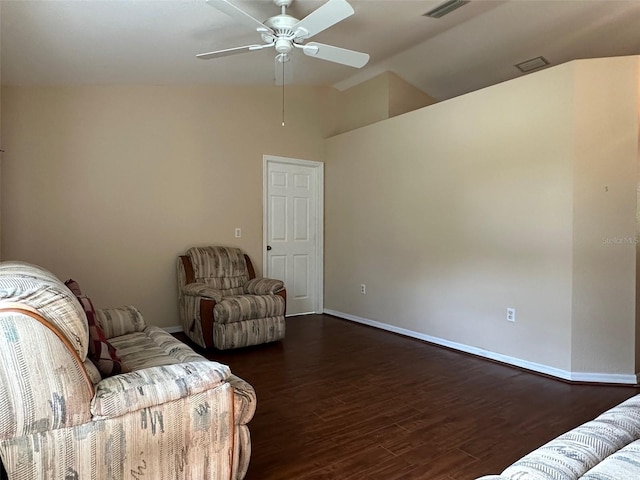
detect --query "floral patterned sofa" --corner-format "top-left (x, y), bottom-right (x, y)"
top-left (0, 261), bottom-right (255, 480)
top-left (476, 393), bottom-right (640, 479)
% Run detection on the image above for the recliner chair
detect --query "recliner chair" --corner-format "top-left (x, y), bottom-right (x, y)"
top-left (177, 246), bottom-right (286, 349)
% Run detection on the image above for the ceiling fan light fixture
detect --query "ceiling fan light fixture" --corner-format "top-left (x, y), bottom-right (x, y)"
top-left (423, 0), bottom-right (470, 19)
top-left (515, 56), bottom-right (549, 73)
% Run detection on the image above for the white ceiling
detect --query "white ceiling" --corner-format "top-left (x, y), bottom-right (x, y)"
top-left (2, 0), bottom-right (640, 101)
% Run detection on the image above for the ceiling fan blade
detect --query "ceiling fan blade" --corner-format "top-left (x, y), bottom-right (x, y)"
top-left (292, 0), bottom-right (354, 39)
top-left (274, 54), bottom-right (293, 86)
top-left (197, 43), bottom-right (271, 60)
top-left (206, 0), bottom-right (274, 34)
top-left (302, 42), bottom-right (369, 68)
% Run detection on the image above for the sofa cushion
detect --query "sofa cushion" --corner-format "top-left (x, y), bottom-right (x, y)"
top-left (580, 439), bottom-right (640, 478)
top-left (77, 295), bottom-right (129, 376)
top-left (499, 394), bottom-right (640, 480)
top-left (213, 294), bottom-right (285, 324)
top-left (95, 305), bottom-right (146, 339)
top-left (108, 326), bottom-right (207, 371)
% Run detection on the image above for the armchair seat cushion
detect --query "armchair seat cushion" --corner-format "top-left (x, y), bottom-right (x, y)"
top-left (214, 294), bottom-right (286, 324)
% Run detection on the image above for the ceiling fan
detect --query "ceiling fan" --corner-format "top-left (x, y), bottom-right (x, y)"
top-left (197, 0), bottom-right (370, 83)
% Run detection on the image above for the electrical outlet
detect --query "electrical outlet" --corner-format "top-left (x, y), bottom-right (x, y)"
top-left (360, 284), bottom-right (366, 295)
top-left (234, 228), bottom-right (241, 238)
top-left (507, 307), bottom-right (516, 322)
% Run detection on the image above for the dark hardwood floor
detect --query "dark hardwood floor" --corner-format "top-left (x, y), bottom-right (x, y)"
top-left (176, 314), bottom-right (639, 480)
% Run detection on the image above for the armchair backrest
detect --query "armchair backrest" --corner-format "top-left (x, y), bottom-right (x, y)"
top-left (186, 246), bottom-right (250, 296)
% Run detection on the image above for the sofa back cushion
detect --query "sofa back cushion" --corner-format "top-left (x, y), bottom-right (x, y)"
top-left (96, 305), bottom-right (146, 339)
top-left (187, 246), bottom-right (249, 296)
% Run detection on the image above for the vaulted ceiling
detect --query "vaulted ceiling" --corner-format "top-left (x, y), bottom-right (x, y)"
top-left (2, 0), bottom-right (640, 100)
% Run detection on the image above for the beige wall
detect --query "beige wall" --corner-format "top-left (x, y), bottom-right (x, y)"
top-left (0, 5), bottom-right (3, 259)
top-left (570, 58), bottom-right (640, 374)
top-left (1, 85), bottom-right (335, 328)
top-left (387, 71), bottom-right (437, 119)
top-left (2, 56), bottom-right (639, 379)
top-left (637, 62), bottom-right (640, 374)
top-left (334, 73), bottom-right (389, 135)
top-left (334, 71), bottom-right (436, 135)
top-left (325, 56), bottom-right (640, 377)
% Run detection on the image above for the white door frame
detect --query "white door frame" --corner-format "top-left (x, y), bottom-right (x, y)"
top-left (263, 154), bottom-right (324, 314)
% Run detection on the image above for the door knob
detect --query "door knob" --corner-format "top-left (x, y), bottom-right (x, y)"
top-left (267, 245), bottom-right (272, 251)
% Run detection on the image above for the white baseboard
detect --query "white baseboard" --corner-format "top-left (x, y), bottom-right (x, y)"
top-left (164, 325), bottom-right (183, 334)
top-left (323, 309), bottom-right (639, 385)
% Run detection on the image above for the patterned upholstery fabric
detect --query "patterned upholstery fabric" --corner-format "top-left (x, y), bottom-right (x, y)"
top-left (177, 246), bottom-right (286, 350)
top-left (182, 282), bottom-right (223, 302)
top-left (214, 316), bottom-right (286, 351)
top-left (1, 384), bottom-right (235, 480)
top-left (83, 358), bottom-right (102, 385)
top-left (0, 261), bottom-right (255, 480)
top-left (78, 294), bottom-right (129, 376)
top-left (214, 294), bottom-right (285, 324)
top-left (108, 327), bottom-right (209, 371)
top-left (64, 276), bottom-right (128, 376)
top-left (0, 262), bottom-right (89, 360)
top-left (581, 439), bottom-right (640, 478)
top-left (245, 277), bottom-right (285, 295)
top-left (103, 319), bottom-right (256, 480)
top-left (90, 362), bottom-right (230, 418)
top-left (476, 394), bottom-right (640, 480)
top-left (95, 304), bottom-right (146, 338)
top-left (189, 246), bottom-right (249, 296)
top-left (0, 313), bottom-right (93, 441)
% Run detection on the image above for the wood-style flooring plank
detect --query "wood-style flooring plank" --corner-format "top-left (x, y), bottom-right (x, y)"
top-left (175, 314), bottom-right (639, 479)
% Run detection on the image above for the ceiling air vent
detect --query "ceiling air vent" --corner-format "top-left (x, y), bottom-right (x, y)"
top-left (515, 56), bottom-right (550, 73)
top-left (424, 0), bottom-right (470, 19)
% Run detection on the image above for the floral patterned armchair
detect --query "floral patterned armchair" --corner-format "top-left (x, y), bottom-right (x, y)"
top-left (177, 246), bottom-right (286, 350)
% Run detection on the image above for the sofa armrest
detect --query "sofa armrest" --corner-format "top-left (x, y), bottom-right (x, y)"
top-left (182, 282), bottom-right (223, 302)
top-left (90, 361), bottom-right (231, 419)
top-left (95, 305), bottom-right (146, 339)
top-left (244, 278), bottom-right (285, 295)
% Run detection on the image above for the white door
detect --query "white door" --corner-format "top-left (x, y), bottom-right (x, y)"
top-left (263, 155), bottom-right (323, 315)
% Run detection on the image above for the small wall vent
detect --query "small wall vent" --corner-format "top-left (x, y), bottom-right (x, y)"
top-left (423, 0), bottom-right (470, 19)
top-left (515, 56), bottom-right (550, 73)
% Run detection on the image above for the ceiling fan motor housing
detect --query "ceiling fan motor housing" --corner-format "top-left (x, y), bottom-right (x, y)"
top-left (264, 14), bottom-right (298, 36)
top-left (264, 14), bottom-right (300, 54)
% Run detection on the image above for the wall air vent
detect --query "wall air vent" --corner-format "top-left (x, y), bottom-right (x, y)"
top-left (515, 56), bottom-right (550, 73)
top-left (423, 0), bottom-right (470, 19)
